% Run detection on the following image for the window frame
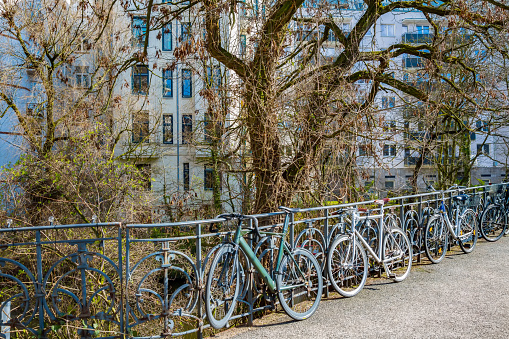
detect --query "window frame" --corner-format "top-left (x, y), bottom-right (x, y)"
top-left (75, 66), bottom-right (90, 88)
top-left (381, 24), bottom-right (394, 37)
top-left (181, 22), bottom-right (191, 43)
top-left (182, 69), bottom-right (192, 98)
top-left (182, 114), bottom-right (193, 144)
top-left (183, 163), bottom-right (190, 191)
top-left (132, 16), bottom-right (147, 47)
top-left (162, 114), bottom-right (173, 144)
top-left (132, 111), bottom-right (150, 143)
top-left (162, 69), bottom-right (173, 97)
top-left (132, 65), bottom-right (149, 95)
top-left (162, 23), bottom-right (172, 51)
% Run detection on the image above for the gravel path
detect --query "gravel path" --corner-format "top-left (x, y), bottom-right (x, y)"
top-left (212, 236), bottom-right (509, 339)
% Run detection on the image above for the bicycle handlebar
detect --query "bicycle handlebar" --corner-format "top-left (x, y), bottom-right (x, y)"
top-left (216, 213), bottom-right (261, 239)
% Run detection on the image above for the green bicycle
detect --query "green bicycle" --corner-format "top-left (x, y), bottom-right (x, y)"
top-left (205, 209), bottom-right (323, 329)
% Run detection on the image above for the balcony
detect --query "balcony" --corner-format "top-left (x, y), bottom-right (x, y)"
top-left (403, 57), bottom-right (424, 68)
top-left (402, 33), bottom-right (433, 44)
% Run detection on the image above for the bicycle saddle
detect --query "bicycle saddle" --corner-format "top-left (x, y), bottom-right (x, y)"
top-left (452, 194), bottom-right (469, 202)
top-left (374, 198), bottom-right (391, 205)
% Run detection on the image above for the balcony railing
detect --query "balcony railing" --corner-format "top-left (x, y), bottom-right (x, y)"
top-left (402, 33), bottom-right (433, 44)
top-left (403, 57), bottom-right (424, 68)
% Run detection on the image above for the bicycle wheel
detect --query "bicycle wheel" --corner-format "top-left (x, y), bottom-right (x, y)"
top-left (205, 244), bottom-right (240, 329)
top-left (404, 210), bottom-right (420, 254)
top-left (327, 235), bottom-right (367, 297)
top-left (480, 204), bottom-right (507, 242)
top-left (424, 215), bottom-right (448, 264)
top-left (383, 228), bottom-right (412, 282)
top-left (458, 208), bottom-right (478, 253)
top-left (276, 248), bottom-right (323, 321)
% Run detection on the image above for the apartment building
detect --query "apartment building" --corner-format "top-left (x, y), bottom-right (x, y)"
top-left (0, 1), bottom-right (507, 211)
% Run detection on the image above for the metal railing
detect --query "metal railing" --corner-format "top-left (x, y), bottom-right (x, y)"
top-left (0, 183), bottom-right (505, 338)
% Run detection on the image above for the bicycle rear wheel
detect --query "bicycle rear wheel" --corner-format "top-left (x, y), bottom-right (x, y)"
top-left (277, 248), bottom-right (323, 321)
top-left (480, 204), bottom-right (507, 242)
top-left (205, 244), bottom-right (240, 329)
top-left (327, 235), bottom-right (367, 297)
top-left (383, 228), bottom-right (412, 282)
top-left (458, 209), bottom-right (478, 253)
top-left (424, 215), bottom-right (448, 264)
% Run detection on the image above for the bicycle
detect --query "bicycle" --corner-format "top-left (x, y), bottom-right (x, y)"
top-left (424, 184), bottom-right (478, 264)
top-left (327, 198), bottom-right (412, 298)
top-left (205, 210), bottom-right (323, 329)
top-left (479, 184), bottom-right (508, 241)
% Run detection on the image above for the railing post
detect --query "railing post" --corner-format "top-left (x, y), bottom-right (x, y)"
top-left (247, 219), bottom-right (254, 327)
top-left (290, 212), bottom-right (295, 250)
top-left (196, 223), bottom-right (203, 339)
top-left (35, 230), bottom-right (46, 338)
top-left (323, 209), bottom-right (329, 298)
top-left (400, 198), bottom-right (405, 230)
top-left (417, 195), bottom-right (422, 263)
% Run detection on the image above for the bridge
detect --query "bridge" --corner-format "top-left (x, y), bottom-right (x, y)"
top-left (0, 183), bottom-right (506, 338)
top-left (217, 235), bottom-right (509, 338)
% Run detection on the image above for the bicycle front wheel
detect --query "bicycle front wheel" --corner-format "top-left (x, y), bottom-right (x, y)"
top-left (205, 244), bottom-right (240, 329)
top-left (277, 248), bottom-right (323, 321)
top-left (480, 204), bottom-right (507, 242)
top-left (383, 228), bottom-right (412, 282)
top-left (327, 235), bottom-right (367, 297)
top-left (424, 215), bottom-right (448, 264)
top-left (459, 209), bottom-right (478, 253)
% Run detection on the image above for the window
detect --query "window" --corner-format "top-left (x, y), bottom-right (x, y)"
top-left (77, 36), bottom-right (92, 52)
top-left (163, 69), bottom-right (173, 97)
top-left (182, 114), bottom-right (192, 144)
top-left (381, 96), bottom-right (395, 109)
top-left (240, 34), bottom-right (246, 56)
top-left (162, 114), bottom-right (173, 144)
top-left (206, 66), bottom-right (221, 89)
top-left (381, 24), bottom-right (394, 37)
top-left (132, 17), bottom-right (147, 47)
top-left (204, 165), bottom-right (214, 190)
top-left (359, 144), bottom-right (372, 156)
top-left (136, 164), bottom-right (151, 190)
top-left (132, 111), bottom-right (149, 143)
top-left (416, 25), bottom-right (430, 34)
top-left (182, 69), bottom-right (192, 97)
top-left (162, 23), bottom-right (172, 51)
top-left (132, 65), bottom-right (149, 95)
top-left (385, 181), bottom-right (394, 189)
top-left (75, 66), bottom-right (90, 88)
top-left (383, 144), bottom-right (396, 157)
top-left (204, 113), bottom-right (212, 142)
top-left (477, 144), bottom-right (490, 156)
top-left (181, 22), bottom-right (191, 43)
top-left (476, 120), bottom-right (489, 132)
top-left (183, 163), bottom-right (190, 191)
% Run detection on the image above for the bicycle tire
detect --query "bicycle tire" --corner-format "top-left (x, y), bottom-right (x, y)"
top-left (276, 248), bottom-right (323, 321)
top-left (424, 215), bottom-right (448, 264)
top-left (383, 228), bottom-right (412, 282)
top-left (205, 244), bottom-right (240, 329)
top-left (480, 204), bottom-right (507, 242)
top-left (458, 208), bottom-right (478, 253)
top-left (327, 234), bottom-right (368, 297)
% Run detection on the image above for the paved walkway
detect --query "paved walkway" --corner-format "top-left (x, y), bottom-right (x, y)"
top-left (213, 236), bottom-right (509, 339)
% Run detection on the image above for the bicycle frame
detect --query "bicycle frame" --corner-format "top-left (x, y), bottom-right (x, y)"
top-left (346, 204), bottom-right (404, 267)
top-left (230, 213), bottom-right (306, 294)
top-left (436, 193), bottom-right (466, 241)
